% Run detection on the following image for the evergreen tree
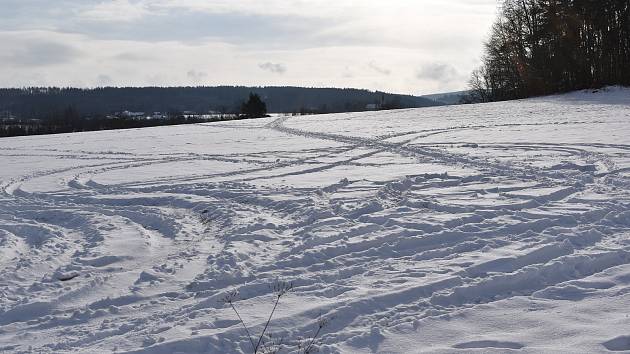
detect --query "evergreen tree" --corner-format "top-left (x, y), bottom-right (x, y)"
top-left (240, 93), bottom-right (268, 118)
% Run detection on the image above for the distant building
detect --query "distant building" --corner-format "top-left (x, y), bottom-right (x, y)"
top-left (151, 112), bottom-right (167, 120)
top-left (121, 111), bottom-right (146, 119)
top-left (0, 110), bottom-right (15, 120)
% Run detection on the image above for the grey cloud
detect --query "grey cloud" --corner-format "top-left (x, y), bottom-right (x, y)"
top-left (70, 10), bottom-right (336, 49)
top-left (187, 69), bottom-right (208, 82)
top-left (96, 74), bottom-right (113, 86)
top-left (259, 62), bottom-right (287, 74)
top-left (0, 1), bottom-right (356, 50)
top-left (368, 62), bottom-right (391, 75)
top-left (0, 1), bottom-right (334, 48)
top-left (416, 63), bottom-right (459, 82)
top-left (0, 1), bottom-right (100, 33)
top-left (0, 1), bottom-right (489, 52)
top-left (0, 38), bottom-right (80, 67)
top-left (112, 52), bottom-right (155, 62)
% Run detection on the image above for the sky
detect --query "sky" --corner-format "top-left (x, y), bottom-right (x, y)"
top-left (0, 0), bottom-right (498, 95)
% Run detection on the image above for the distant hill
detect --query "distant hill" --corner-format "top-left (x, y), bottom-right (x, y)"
top-left (421, 91), bottom-right (469, 105)
top-left (0, 86), bottom-right (442, 120)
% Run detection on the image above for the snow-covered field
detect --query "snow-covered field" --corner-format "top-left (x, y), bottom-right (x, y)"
top-left (1, 88), bottom-right (629, 353)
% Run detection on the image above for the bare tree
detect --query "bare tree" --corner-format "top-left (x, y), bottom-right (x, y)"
top-left (220, 280), bottom-right (331, 354)
top-left (468, 0), bottom-right (630, 102)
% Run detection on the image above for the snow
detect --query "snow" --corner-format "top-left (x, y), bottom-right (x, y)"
top-left (0, 87), bottom-right (629, 353)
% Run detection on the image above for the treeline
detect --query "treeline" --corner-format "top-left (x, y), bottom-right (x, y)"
top-left (0, 107), bottom-right (224, 138)
top-left (467, 0), bottom-right (630, 102)
top-left (0, 86), bottom-right (440, 121)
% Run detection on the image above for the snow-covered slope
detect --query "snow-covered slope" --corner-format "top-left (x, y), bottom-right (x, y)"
top-left (1, 87), bottom-right (629, 353)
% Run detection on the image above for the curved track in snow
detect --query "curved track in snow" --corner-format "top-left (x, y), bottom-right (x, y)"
top-left (1, 88), bottom-right (630, 353)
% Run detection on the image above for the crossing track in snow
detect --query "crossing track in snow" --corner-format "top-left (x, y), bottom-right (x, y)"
top-left (0, 87), bottom-right (629, 353)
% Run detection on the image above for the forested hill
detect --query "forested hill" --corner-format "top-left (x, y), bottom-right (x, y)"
top-left (0, 86), bottom-right (441, 120)
top-left (468, 0), bottom-right (629, 102)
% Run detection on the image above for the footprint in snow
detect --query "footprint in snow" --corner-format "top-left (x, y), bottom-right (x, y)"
top-left (603, 336), bottom-right (630, 352)
top-left (453, 340), bottom-right (524, 350)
